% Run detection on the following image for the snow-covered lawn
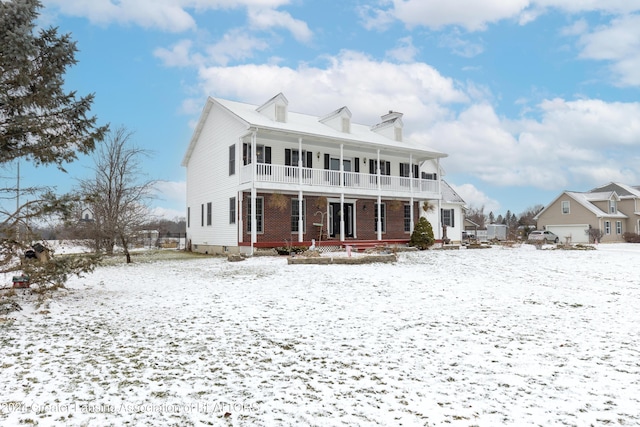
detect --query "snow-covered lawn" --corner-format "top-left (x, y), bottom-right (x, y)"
top-left (1, 244), bottom-right (639, 426)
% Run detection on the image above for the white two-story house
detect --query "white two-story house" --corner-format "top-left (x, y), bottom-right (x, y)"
top-left (182, 93), bottom-right (448, 254)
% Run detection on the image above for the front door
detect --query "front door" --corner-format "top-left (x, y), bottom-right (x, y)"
top-left (329, 202), bottom-right (354, 238)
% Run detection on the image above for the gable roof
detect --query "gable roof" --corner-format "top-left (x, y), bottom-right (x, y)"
top-left (534, 189), bottom-right (627, 220)
top-left (319, 106), bottom-right (352, 123)
top-left (441, 180), bottom-right (465, 204)
top-left (182, 95), bottom-right (447, 166)
top-left (535, 190), bottom-right (628, 220)
top-left (590, 182), bottom-right (640, 199)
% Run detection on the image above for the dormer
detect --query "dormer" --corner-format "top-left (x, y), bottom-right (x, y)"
top-left (608, 192), bottom-right (620, 213)
top-left (371, 110), bottom-right (403, 141)
top-left (319, 106), bottom-right (352, 133)
top-left (256, 92), bottom-right (288, 122)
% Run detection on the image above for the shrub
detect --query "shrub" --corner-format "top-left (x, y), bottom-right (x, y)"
top-left (622, 232), bottom-right (640, 243)
top-left (409, 217), bottom-right (435, 250)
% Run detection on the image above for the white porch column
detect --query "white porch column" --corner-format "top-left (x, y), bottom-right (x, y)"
top-left (376, 150), bottom-right (382, 241)
top-left (298, 137), bottom-right (303, 185)
top-left (298, 137), bottom-right (304, 242)
top-left (436, 158), bottom-right (442, 241)
top-left (238, 191), bottom-right (243, 243)
top-left (437, 197), bottom-right (442, 241)
top-left (251, 131), bottom-right (257, 255)
top-left (409, 154), bottom-right (414, 233)
top-left (339, 144), bottom-right (345, 241)
top-left (298, 190), bottom-right (304, 243)
top-left (410, 196), bottom-right (415, 234)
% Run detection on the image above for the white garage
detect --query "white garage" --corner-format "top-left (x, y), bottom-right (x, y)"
top-left (545, 224), bottom-right (590, 244)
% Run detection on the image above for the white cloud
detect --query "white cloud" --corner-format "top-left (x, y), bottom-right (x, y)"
top-left (44, 0), bottom-right (196, 32)
top-left (416, 96), bottom-right (640, 191)
top-left (205, 29), bottom-right (270, 66)
top-left (385, 37), bottom-right (419, 63)
top-left (366, 0), bottom-right (530, 32)
top-left (576, 14), bottom-right (640, 86)
top-left (560, 18), bottom-right (588, 36)
top-left (532, 0), bottom-right (640, 15)
top-left (247, 7), bottom-right (313, 43)
top-left (533, 98), bottom-right (640, 148)
top-left (363, 0), bottom-right (640, 32)
top-left (450, 183), bottom-right (501, 212)
top-left (357, 5), bottom-right (397, 31)
top-left (43, 0), bottom-right (302, 34)
top-left (154, 180), bottom-right (186, 206)
top-left (150, 206), bottom-right (186, 221)
top-left (154, 39), bottom-right (198, 67)
top-left (438, 31), bottom-right (484, 58)
top-left (197, 50), bottom-right (469, 127)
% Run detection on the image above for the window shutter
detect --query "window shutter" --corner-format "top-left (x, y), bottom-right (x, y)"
top-left (264, 146), bottom-right (272, 164)
top-left (324, 153), bottom-right (330, 169)
top-left (451, 209), bottom-right (455, 228)
top-left (285, 149), bottom-right (291, 166)
top-left (413, 164), bottom-right (419, 178)
top-left (385, 161), bottom-right (391, 176)
top-left (354, 157), bottom-right (359, 173)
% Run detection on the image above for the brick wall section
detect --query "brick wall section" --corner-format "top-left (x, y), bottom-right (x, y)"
top-left (243, 192), bottom-right (419, 243)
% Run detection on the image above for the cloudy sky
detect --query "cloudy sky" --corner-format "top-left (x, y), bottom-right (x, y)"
top-left (17, 0), bottom-right (640, 219)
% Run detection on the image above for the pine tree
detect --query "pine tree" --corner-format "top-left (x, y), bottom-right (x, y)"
top-left (1, 0), bottom-right (108, 166)
top-left (409, 217), bottom-right (435, 250)
top-left (1, 0), bottom-right (107, 289)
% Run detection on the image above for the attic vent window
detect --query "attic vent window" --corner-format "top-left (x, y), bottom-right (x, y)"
top-left (394, 127), bottom-right (402, 142)
top-left (341, 117), bottom-right (350, 133)
top-left (276, 105), bottom-right (286, 122)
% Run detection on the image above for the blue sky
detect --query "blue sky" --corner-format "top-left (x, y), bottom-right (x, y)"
top-left (11, 0), bottom-right (640, 220)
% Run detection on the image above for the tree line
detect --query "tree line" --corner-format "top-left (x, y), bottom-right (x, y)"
top-left (465, 204), bottom-right (545, 239)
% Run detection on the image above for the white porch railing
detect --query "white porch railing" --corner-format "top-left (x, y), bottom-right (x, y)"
top-left (240, 164), bottom-right (438, 195)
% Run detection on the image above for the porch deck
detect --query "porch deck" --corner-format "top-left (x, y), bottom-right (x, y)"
top-left (240, 238), bottom-right (410, 253)
top-left (241, 164), bottom-right (438, 197)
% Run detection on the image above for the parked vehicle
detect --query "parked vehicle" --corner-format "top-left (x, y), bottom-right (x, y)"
top-left (528, 230), bottom-right (559, 244)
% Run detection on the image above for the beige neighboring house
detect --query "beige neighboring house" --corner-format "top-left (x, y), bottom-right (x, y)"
top-left (534, 182), bottom-right (640, 243)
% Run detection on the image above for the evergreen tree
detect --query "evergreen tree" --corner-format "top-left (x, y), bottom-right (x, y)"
top-left (409, 217), bottom-right (435, 250)
top-left (1, 0), bottom-right (107, 289)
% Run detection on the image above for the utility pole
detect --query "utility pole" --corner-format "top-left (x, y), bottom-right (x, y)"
top-left (16, 161), bottom-right (20, 241)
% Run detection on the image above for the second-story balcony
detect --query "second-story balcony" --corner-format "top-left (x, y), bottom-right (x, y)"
top-left (240, 163), bottom-right (439, 198)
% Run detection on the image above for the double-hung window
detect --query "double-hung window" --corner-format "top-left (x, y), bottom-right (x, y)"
top-left (229, 197), bottom-right (236, 224)
top-left (291, 199), bottom-right (306, 233)
top-left (229, 145), bottom-right (235, 175)
top-left (561, 201), bottom-right (570, 214)
top-left (616, 221), bottom-right (622, 235)
top-left (247, 197), bottom-right (264, 233)
top-left (441, 208), bottom-right (455, 227)
top-left (403, 204), bottom-right (411, 232)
